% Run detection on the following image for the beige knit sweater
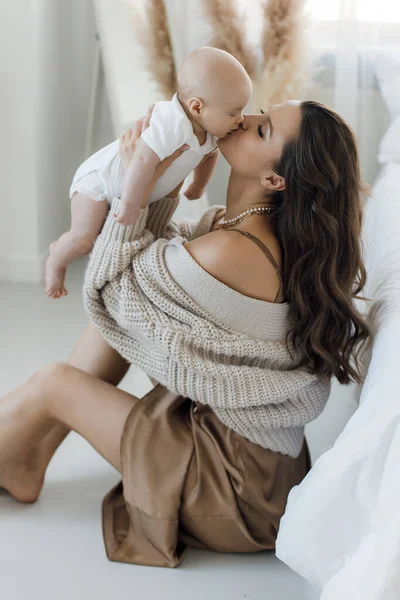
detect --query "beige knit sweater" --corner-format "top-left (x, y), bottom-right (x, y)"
top-left (84, 196), bottom-right (332, 458)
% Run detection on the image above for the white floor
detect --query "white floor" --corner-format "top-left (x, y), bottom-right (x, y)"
top-left (0, 260), bottom-right (360, 600)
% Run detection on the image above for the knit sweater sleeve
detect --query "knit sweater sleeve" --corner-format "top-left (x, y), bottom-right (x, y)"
top-left (84, 195), bottom-right (222, 308)
top-left (83, 195), bottom-right (331, 455)
top-left (144, 192), bottom-right (224, 241)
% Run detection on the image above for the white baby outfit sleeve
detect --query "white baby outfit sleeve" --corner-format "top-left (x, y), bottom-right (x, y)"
top-left (69, 93), bottom-right (217, 207)
top-left (141, 94), bottom-right (191, 161)
top-left (142, 93), bottom-right (217, 204)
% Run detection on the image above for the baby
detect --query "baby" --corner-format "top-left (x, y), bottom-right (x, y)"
top-left (45, 46), bottom-right (252, 298)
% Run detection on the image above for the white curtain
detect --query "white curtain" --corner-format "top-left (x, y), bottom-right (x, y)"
top-left (304, 0), bottom-right (400, 187)
top-left (92, 0), bottom-right (213, 223)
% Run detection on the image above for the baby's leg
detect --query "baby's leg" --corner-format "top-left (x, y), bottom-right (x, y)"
top-left (45, 193), bottom-right (108, 299)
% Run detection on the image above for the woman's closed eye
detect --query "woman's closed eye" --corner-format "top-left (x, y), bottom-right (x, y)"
top-left (258, 107), bottom-right (271, 139)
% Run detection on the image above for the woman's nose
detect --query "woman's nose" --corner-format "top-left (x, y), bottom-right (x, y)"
top-left (240, 117), bottom-right (249, 130)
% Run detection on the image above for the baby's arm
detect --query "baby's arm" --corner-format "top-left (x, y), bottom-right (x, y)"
top-left (116, 138), bottom-right (161, 225)
top-left (184, 149), bottom-right (219, 201)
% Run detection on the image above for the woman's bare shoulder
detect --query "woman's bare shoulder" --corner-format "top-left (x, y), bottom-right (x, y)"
top-left (183, 229), bottom-right (283, 303)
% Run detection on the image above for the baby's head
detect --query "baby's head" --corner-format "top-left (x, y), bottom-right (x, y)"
top-left (177, 47), bottom-right (252, 138)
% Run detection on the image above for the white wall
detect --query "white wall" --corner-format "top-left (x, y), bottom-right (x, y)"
top-left (0, 1), bottom-right (391, 283)
top-left (0, 0), bottom-right (40, 280)
top-left (34, 0), bottom-right (97, 260)
top-left (0, 0), bottom-right (102, 282)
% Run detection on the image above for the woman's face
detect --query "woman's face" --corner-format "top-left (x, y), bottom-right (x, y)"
top-left (217, 100), bottom-right (302, 184)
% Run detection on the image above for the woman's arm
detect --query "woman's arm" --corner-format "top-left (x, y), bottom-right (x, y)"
top-left (86, 102), bottom-right (225, 296)
top-left (84, 103), bottom-right (206, 299)
top-left (85, 195), bottom-right (224, 298)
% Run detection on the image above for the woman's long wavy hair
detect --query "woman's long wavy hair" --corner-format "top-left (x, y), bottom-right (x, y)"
top-left (271, 100), bottom-right (373, 385)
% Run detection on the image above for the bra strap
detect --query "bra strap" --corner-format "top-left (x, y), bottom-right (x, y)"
top-left (223, 228), bottom-right (283, 303)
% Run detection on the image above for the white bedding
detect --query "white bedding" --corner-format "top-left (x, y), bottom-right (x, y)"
top-left (275, 163), bottom-right (400, 599)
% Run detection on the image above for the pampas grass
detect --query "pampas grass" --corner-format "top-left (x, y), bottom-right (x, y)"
top-left (201, 0), bottom-right (311, 112)
top-left (253, 0), bottom-right (311, 111)
top-left (129, 0), bottom-right (177, 99)
top-left (128, 0), bottom-right (310, 111)
top-left (202, 0), bottom-right (257, 78)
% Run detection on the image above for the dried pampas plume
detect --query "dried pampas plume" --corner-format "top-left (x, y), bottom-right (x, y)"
top-left (129, 0), bottom-right (176, 99)
top-left (253, 0), bottom-right (311, 111)
top-left (128, 0), bottom-right (310, 109)
top-left (202, 0), bottom-right (257, 79)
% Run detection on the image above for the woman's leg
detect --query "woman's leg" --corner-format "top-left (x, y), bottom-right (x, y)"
top-left (37, 322), bottom-right (131, 476)
top-left (0, 362), bottom-right (140, 502)
top-left (68, 322), bottom-right (130, 386)
top-left (1, 323), bottom-right (131, 503)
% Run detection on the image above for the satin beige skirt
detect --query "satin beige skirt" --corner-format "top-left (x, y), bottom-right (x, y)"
top-left (102, 383), bottom-right (311, 568)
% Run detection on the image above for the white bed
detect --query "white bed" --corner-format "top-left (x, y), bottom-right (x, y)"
top-left (275, 48), bottom-right (400, 600)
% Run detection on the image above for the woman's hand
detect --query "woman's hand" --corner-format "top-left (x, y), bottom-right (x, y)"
top-left (119, 106), bottom-right (154, 170)
top-left (119, 105), bottom-right (189, 200)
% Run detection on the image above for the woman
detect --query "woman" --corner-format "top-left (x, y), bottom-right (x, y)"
top-left (0, 100), bottom-right (372, 568)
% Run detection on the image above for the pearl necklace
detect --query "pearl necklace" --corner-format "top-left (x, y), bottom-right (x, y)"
top-left (217, 205), bottom-right (278, 229)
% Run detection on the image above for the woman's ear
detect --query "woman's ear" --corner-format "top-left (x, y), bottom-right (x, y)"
top-left (188, 97), bottom-right (204, 116)
top-left (260, 172), bottom-right (286, 192)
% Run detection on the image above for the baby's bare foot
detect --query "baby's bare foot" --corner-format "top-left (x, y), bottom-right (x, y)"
top-left (45, 250), bottom-right (68, 299)
top-left (0, 448), bottom-right (45, 503)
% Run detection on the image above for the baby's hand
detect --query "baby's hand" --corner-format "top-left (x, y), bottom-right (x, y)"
top-left (114, 201), bottom-right (143, 226)
top-left (184, 182), bottom-right (205, 201)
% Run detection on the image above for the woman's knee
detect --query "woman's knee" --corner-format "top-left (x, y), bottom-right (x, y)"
top-left (31, 362), bottom-right (73, 392)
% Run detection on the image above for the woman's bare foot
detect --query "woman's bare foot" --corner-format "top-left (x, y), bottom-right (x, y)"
top-left (0, 447), bottom-right (46, 503)
top-left (45, 242), bottom-right (68, 299)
